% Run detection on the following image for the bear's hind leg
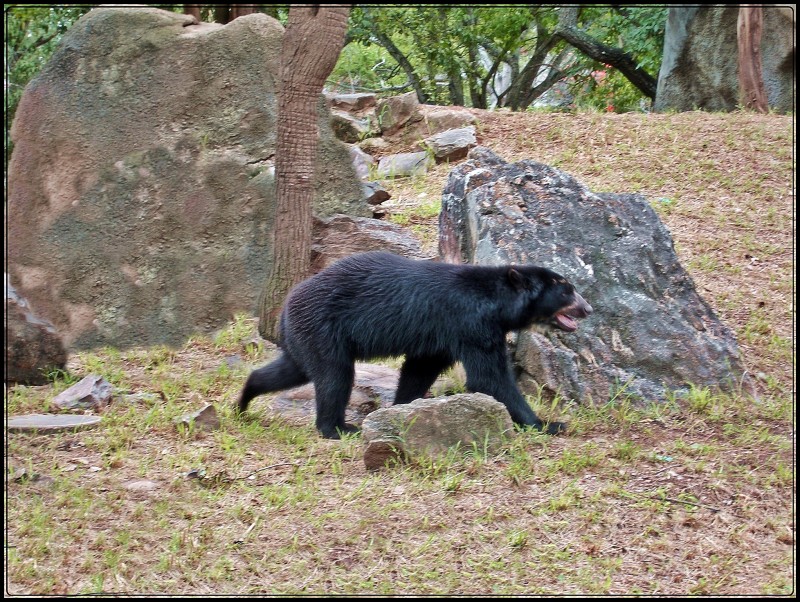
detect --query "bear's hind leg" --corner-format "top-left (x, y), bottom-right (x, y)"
top-left (239, 353), bottom-right (309, 413)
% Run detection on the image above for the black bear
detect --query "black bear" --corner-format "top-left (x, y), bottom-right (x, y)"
top-left (239, 251), bottom-right (592, 439)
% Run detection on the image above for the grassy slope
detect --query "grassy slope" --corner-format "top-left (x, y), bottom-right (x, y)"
top-left (5, 110), bottom-right (795, 596)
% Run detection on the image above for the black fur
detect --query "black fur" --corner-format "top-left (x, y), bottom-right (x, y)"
top-left (239, 251), bottom-right (592, 439)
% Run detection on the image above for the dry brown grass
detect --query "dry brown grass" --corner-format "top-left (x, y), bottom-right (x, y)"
top-left (5, 109), bottom-right (795, 596)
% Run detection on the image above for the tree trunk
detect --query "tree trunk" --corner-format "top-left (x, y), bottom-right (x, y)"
top-left (213, 5), bottom-right (230, 23)
top-left (737, 6), bottom-right (769, 113)
top-left (503, 29), bottom-right (559, 110)
top-left (184, 5), bottom-right (201, 20)
top-left (516, 48), bottom-right (575, 110)
top-left (258, 4), bottom-right (351, 342)
top-left (464, 8), bottom-right (485, 108)
top-left (439, 8), bottom-right (464, 107)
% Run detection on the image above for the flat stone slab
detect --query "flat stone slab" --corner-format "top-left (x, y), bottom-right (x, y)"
top-left (122, 479), bottom-right (162, 492)
top-left (7, 414), bottom-right (102, 433)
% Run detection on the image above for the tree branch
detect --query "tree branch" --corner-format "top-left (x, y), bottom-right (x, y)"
top-left (363, 8), bottom-right (428, 103)
top-left (555, 6), bottom-right (657, 100)
top-left (503, 26), bottom-right (560, 110)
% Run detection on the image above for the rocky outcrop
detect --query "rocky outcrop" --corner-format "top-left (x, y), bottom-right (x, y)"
top-left (421, 126), bottom-right (477, 162)
top-left (312, 215), bottom-right (426, 271)
top-left (656, 6), bottom-right (794, 113)
top-left (330, 90), bottom-right (478, 153)
top-left (331, 110), bottom-right (372, 143)
top-left (327, 92), bottom-right (377, 113)
top-left (361, 182), bottom-right (391, 206)
top-left (401, 106), bottom-right (477, 144)
top-left (375, 92), bottom-right (424, 137)
top-left (7, 414), bottom-right (103, 433)
top-left (348, 145), bottom-right (376, 180)
top-left (5, 275), bottom-right (67, 385)
top-left (175, 404), bottom-right (221, 433)
top-left (376, 152), bottom-right (435, 179)
top-left (6, 7), bottom-right (369, 350)
top-left (52, 375), bottom-right (114, 411)
top-left (439, 147), bottom-right (754, 405)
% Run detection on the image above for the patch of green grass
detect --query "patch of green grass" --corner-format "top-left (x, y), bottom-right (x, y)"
top-left (683, 384), bottom-right (716, 416)
top-left (213, 313), bottom-right (259, 350)
top-left (547, 444), bottom-right (606, 478)
top-left (503, 445), bottom-right (538, 486)
top-left (686, 253), bottom-right (720, 274)
top-left (651, 196), bottom-right (678, 216)
top-left (611, 440), bottom-right (641, 461)
top-left (739, 311), bottom-right (773, 344)
top-left (507, 528), bottom-right (529, 548)
top-left (388, 197), bottom-right (441, 227)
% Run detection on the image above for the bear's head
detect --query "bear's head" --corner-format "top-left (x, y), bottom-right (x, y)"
top-left (509, 267), bottom-right (593, 332)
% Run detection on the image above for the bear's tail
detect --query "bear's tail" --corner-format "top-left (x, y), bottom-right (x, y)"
top-left (238, 353), bottom-right (309, 413)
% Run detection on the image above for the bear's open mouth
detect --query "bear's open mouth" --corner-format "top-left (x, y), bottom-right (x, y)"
top-left (551, 294), bottom-right (593, 332)
top-left (553, 312), bottom-right (578, 332)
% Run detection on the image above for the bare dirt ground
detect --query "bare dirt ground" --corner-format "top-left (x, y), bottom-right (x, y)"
top-left (5, 109), bottom-right (795, 596)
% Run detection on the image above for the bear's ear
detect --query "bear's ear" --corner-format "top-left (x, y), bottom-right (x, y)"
top-left (508, 268), bottom-right (526, 290)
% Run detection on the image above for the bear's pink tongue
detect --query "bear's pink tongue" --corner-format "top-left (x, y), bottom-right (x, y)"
top-left (556, 314), bottom-right (577, 331)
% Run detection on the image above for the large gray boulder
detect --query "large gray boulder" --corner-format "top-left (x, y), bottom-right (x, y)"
top-left (330, 110), bottom-right (373, 143)
top-left (439, 147), bottom-right (754, 406)
top-left (400, 106), bottom-right (477, 144)
top-left (326, 92), bottom-right (377, 113)
top-left (6, 7), bottom-right (369, 350)
top-left (655, 6), bottom-right (794, 113)
top-left (376, 152), bottom-right (435, 179)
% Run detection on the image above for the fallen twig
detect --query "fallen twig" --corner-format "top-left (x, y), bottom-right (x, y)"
top-left (228, 462), bottom-right (299, 482)
top-left (657, 495), bottom-right (721, 513)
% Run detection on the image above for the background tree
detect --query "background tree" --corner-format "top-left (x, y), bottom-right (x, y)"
top-left (336, 5), bottom-right (667, 113)
top-left (555, 5), bottom-right (659, 101)
top-left (258, 4), bottom-right (351, 342)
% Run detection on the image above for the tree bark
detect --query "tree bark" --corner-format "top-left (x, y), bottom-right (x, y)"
top-left (737, 6), bottom-right (769, 113)
top-left (184, 5), bottom-right (201, 20)
top-left (517, 48), bottom-right (575, 110)
top-left (556, 6), bottom-right (657, 100)
top-left (213, 5), bottom-right (230, 23)
top-left (503, 27), bottom-right (560, 110)
top-left (258, 4), bottom-right (351, 342)
top-left (230, 5), bottom-right (258, 20)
